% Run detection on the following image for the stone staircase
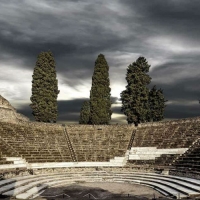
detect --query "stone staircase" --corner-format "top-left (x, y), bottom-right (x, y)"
top-left (127, 130), bottom-right (136, 150)
top-left (63, 126), bottom-right (77, 162)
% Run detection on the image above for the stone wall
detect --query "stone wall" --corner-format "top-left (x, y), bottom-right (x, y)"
top-left (0, 94), bottom-right (29, 123)
top-left (15, 112), bottom-right (30, 122)
top-left (32, 166), bottom-right (153, 175)
top-left (0, 107), bottom-right (16, 120)
top-left (16, 120), bottom-right (63, 131)
top-left (0, 95), bottom-right (15, 111)
top-left (65, 124), bottom-right (136, 129)
top-left (0, 107), bottom-right (29, 123)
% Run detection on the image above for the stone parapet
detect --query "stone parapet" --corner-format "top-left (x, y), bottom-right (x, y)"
top-left (139, 116), bottom-right (200, 127)
top-left (15, 120), bottom-right (63, 131)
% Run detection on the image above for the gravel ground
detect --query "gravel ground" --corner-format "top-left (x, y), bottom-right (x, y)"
top-left (35, 182), bottom-right (167, 200)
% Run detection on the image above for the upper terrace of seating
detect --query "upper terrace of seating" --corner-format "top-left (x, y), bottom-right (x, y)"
top-left (0, 116), bottom-right (200, 167)
top-left (127, 117), bottom-right (200, 168)
top-left (132, 117), bottom-right (200, 149)
top-left (0, 121), bottom-right (135, 164)
top-left (0, 121), bottom-right (73, 163)
top-left (66, 125), bottom-right (134, 162)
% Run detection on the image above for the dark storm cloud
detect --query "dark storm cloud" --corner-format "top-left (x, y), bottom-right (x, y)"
top-left (164, 103), bottom-right (200, 120)
top-left (18, 96), bottom-right (119, 123)
top-left (0, 0), bottom-right (143, 99)
top-left (121, 0), bottom-right (200, 34)
top-left (148, 58), bottom-right (200, 101)
top-left (0, 0), bottom-right (133, 73)
top-left (120, 0), bottom-right (200, 59)
top-left (1, 0), bottom-right (200, 123)
top-left (149, 77), bottom-right (200, 102)
top-left (17, 99), bottom-right (85, 123)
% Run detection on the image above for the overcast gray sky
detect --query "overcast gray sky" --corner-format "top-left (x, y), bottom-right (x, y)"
top-left (0, 0), bottom-right (200, 124)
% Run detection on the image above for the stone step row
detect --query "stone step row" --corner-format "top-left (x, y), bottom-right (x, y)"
top-left (1, 172), bottom-right (200, 199)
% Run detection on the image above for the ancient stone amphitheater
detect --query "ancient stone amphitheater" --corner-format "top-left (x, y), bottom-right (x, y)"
top-left (0, 96), bottom-right (200, 199)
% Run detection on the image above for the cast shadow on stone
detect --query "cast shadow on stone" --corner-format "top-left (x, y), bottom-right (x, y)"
top-left (36, 184), bottom-right (153, 200)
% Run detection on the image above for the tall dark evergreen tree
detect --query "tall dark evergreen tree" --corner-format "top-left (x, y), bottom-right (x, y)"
top-left (79, 100), bottom-right (90, 124)
top-left (30, 51), bottom-right (60, 123)
top-left (120, 57), bottom-right (151, 126)
top-left (89, 54), bottom-right (112, 124)
top-left (147, 85), bottom-right (168, 122)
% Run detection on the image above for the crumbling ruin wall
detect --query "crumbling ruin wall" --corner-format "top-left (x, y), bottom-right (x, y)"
top-left (0, 95), bottom-right (29, 123)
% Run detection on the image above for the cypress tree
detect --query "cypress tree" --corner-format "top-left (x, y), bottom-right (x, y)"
top-left (79, 100), bottom-right (90, 124)
top-left (30, 51), bottom-right (60, 123)
top-left (89, 54), bottom-right (112, 124)
top-left (120, 57), bottom-right (151, 126)
top-left (148, 85), bottom-right (168, 122)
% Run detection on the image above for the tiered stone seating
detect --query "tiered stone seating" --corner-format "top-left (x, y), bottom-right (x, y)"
top-left (0, 141), bottom-right (18, 159)
top-left (129, 154), bottom-right (177, 169)
top-left (0, 157), bottom-right (13, 165)
top-left (154, 154), bottom-right (178, 166)
top-left (0, 122), bottom-right (72, 163)
top-left (133, 118), bottom-right (200, 149)
top-left (67, 125), bottom-right (134, 162)
top-left (0, 170), bottom-right (200, 199)
top-left (128, 147), bottom-right (187, 167)
top-left (129, 117), bottom-right (200, 168)
top-left (0, 116), bottom-right (200, 198)
top-left (170, 138), bottom-right (200, 178)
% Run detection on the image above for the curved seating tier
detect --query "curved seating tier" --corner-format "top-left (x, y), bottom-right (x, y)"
top-left (133, 118), bottom-right (200, 149)
top-left (129, 117), bottom-right (200, 168)
top-left (0, 122), bottom-right (72, 163)
top-left (66, 125), bottom-right (134, 162)
top-left (0, 171), bottom-right (200, 199)
top-left (1, 117), bottom-right (200, 190)
top-left (170, 138), bottom-right (200, 178)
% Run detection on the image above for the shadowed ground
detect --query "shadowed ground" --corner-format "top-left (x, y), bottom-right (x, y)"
top-left (33, 182), bottom-right (167, 200)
